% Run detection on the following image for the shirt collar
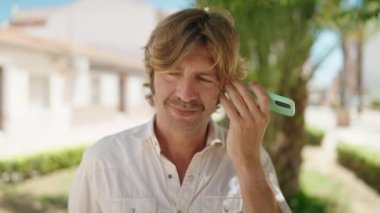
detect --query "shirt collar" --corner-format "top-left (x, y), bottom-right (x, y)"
top-left (205, 120), bottom-right (224, 148)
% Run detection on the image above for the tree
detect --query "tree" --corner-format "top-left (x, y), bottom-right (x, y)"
top-left (317, 0), bottom-right (380, 125)
top-left (197, 0), bottom-right (319, 199)
top-left (197, 0), bottom-right (379, 201)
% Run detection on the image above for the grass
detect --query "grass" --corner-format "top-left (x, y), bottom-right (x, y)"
top-left (291, 170), bottom-right (349, 213)
top-left (0, 168), bottom-right (350, 213)
top-left (0, 167), bottom-right (76, 213)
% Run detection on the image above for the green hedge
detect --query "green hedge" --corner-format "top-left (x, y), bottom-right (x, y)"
top-left (0, 146), bottom-right (86, 184)
top-left (306, 125), bottom-right (325, 146)
top-left (337, 142), bottom-right (380, 193)
top-left (371, 99), bottom-right (380, 109)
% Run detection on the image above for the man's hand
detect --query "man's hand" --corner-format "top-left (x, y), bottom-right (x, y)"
top-left (219, 80), bottom-right (270, 172)
top-left (220, 80), bottom-right (281, 213)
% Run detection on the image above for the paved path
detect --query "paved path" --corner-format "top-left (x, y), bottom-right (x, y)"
top-left (302, 146), bottom-right (380, 213)
top-left (306, 106), bottom-right (380, 152)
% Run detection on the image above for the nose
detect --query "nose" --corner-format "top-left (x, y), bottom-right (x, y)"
top-left (175, 78), bottom-right (197, 102)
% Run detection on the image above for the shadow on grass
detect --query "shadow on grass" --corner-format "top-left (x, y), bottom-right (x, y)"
top-left (0, 190), bottom-right (67, 213)
top-left (290, 191), bottom-right (335, 213)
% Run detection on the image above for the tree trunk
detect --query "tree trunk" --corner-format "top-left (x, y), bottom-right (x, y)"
top-left (266, 77), bottom-right (308, 199)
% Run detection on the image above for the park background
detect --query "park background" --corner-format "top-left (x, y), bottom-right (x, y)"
top-left (0, 0), bottom-right (379, 212)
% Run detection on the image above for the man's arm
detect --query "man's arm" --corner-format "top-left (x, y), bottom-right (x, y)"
top-left (234, 160), bottom-right (282, 213)
top-left (219, 80), bottom-right (283, 213)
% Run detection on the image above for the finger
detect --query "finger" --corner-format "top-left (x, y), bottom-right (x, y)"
top-left (231, 80), bottom-right (261, 117)
top-left (219, 93), bottom-right (240, 122)
top-left (248, 82), bottom-right (270, 115)
top-left (224, 81), bottom-right (250, 118)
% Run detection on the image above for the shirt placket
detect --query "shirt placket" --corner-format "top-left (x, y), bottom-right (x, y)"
top-left (174, 152), bottom-right (202, 213)
top-left (163, 158), bottom-right (182, 206)
top-left (150, 136), bottom-right (182, 209)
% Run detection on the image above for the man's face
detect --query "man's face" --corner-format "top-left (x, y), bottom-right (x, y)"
top-left (153, 47), bottom-right (221, 133)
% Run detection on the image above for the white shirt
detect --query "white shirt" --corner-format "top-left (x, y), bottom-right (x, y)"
top-left (68, 117), bottom-right (291, 213)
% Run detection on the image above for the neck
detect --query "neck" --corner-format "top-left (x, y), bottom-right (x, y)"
top-left (154, 117), bottom-right (210, 183)
top-left (155, 119), bottom-right (209, 158)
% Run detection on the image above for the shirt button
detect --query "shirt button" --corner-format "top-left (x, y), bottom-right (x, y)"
top-left (168, 174), bottom-right (173, 179)
top-left (188, 175), bottom-right (194, 181)
top-left (130, 208), bottom-right (136, 213)
top-left (224, 207), bottom-right (229, 212)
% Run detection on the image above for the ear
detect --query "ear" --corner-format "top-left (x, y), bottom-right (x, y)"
top-left (143, 83), bottom-right (155, 106)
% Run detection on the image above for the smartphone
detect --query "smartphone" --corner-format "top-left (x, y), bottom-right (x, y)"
top-left (267, 92), bottom-right (295, 117)
top-left (226, 87), bottom-right (296, 117)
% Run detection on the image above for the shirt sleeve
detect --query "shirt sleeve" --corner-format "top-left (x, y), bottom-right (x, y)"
top-left (68, 149), bottom-right (101, 213)
top-left (260, 147), bottom-right (292, 213)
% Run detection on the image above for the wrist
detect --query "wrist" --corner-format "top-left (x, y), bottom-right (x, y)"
top-left (234, 160), bottom-right (267, 182)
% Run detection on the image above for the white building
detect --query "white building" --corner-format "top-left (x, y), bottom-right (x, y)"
top-left (363, 31), bottom-right (380, 100)
top-left (0, 27), bottom-right (150, 136)
top-left (9, 0), bottom-right (162, 57)
top-left (0, 0), bottom-right (166, 156)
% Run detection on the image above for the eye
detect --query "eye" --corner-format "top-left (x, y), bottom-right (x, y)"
top-left (200, 77), bottom-right (211, 82)
top-left (198, 75), bottom-right (213, 83)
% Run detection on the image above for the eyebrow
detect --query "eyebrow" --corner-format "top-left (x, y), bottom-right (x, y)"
top-left (172, 66), bottom-right (216, 76)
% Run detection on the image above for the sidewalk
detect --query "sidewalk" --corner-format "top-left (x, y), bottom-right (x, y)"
top-left (305, 106), bottom-right (380, 152)
top-left (0, 113), bottom-right (153, 160)
top-left (302, 146), bottom-right (380, 212)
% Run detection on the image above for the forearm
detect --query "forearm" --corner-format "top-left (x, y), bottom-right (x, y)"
top-left (236, 164), bottom-right (282, 213)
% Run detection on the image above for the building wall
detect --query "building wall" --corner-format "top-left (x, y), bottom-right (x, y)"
top-left (363, 31), bottom-right (380, 100)
top-left (0, 45), bottom-right (72, 135)
top-left (1, 0), bottom-right (163, 135)
top-left (21, 0), bottom-right (159, 57)
top-left (126, 75), bottom-right (152, 116)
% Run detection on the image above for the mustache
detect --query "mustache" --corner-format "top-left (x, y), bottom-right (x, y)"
top-left (166, 98), bottom-right (204, 111)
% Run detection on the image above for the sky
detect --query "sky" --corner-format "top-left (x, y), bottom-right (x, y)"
top-left (144, 0), bottom-right (194, 10)
top-left (0, 0), bottom-right (341, 89)
top-left (310, 30), bottom-right (343, 89)
top-left (0, 0), bottom-right (74, 22)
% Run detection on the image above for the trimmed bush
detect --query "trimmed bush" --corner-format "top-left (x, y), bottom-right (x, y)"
top-left (337, 142), bottom-right (380, 193)
top-left (306, 125), bottom-right (325, 146)
top-left (371, 99), bottom-right (380, 109)
top-left (0, 146), bottom-right (86, 184)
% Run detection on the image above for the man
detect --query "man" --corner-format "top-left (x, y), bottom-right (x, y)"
top-left (69, 8), bottom-right (291, 213)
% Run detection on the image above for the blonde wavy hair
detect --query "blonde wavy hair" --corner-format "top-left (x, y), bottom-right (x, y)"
top-left (144, 8), bottom-right (246, 105)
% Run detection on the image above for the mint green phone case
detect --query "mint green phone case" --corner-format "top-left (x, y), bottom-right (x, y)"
top-left (267, 92), bottom-right (295, 117)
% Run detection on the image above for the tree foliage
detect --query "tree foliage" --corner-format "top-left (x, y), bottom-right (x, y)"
top-left (197, 0), bottom-right (319, 199)
top-left (197, 0), bottom-right (379, 200)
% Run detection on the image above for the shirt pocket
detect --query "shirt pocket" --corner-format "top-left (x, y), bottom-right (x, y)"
top-left (104, 197), bottom-right (157, 213)
top-left (201, 196), bottom-right (243, 213)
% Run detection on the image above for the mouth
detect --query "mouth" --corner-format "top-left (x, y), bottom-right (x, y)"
top-left (170, 106), bottom-right (200, 117)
